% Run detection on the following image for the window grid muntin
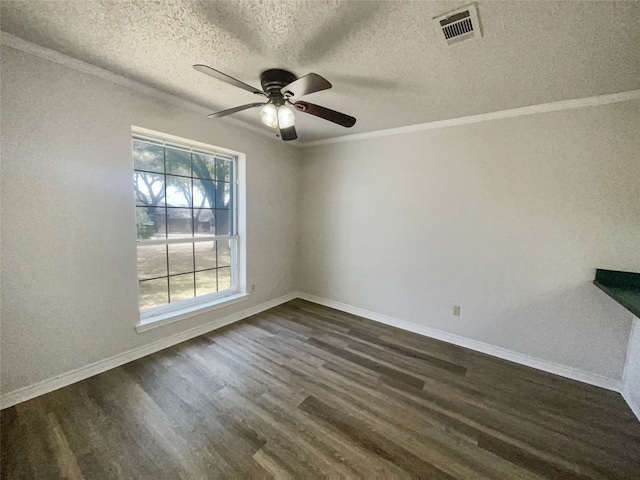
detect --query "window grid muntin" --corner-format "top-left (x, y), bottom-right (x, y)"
top-left (137, 262), bottom-right (235, 283)
top-left (134, 134), bottom-right (238, 314)
top-left (139, 262), bottom-right (239, 317)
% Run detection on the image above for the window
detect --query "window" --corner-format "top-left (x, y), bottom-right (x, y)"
top-left (133, 129), bottom-right (245, 327)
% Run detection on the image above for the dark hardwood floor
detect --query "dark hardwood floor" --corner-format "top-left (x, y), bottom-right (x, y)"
top-left (2, 299), bottom-right (639, 479)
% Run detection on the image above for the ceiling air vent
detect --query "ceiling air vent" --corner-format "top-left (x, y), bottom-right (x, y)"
top-left (434, 4), bottom-right (482, 46)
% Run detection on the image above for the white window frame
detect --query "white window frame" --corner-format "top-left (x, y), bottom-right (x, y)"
top-left (132, 126), bottom-right (247, 332)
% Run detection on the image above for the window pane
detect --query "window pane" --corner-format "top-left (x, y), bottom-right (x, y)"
top-left (216, 158), bottom-right (232, 182)
top-left (217, 240), bottom-right (231, 267)
top-left (137, 244), bottom-right (167, 280)
top-left (166, 175), bottom-right (192, 207)
top-left (168, 243), bottom-right (194, 276)
top-left (167, 208), bottom-right (193, 236)
top-left (215, 181), bottom-right (231, 208)
top-left (215, 209), bottom-right (230, 236)
top-left (133, 140), bottom-right (164, 173)
top-left (135, 172), bottom-right (165, 206)
top-left (194, 241), bottom-right (217, 271)
top-left (192, 153), bottom-right (216, 180)
top-left (139, 278), bottom-right (168, 310)
top-left (195, 270), bottom-right (217, 296)
top-left (137, 207), bottom-right (166, 239)
top-left (193, 178), bottom-right (215, 209)
top-left (226, 182), bottom-right (233, 208)
top-left (169, 273), bottom-right (194, 303)
top-left (194, 208), bottom-right (215, 236)
top-left (133, 135), bottom-right (238, 315)
top-left (166, 147), bottom-right (191, 176)
top-left (218, 267), bottom-right (231, 291)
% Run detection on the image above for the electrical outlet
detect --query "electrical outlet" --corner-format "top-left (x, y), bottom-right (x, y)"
top-left (452, 305), bottom-right (461, 316)
top-left (251, 284), bottom-right (255, 291)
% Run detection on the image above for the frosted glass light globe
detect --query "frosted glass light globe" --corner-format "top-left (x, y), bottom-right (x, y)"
top-left (259, 103), bottom-right (278, 128)
top-left (277, 105), bottom-right (295, 129)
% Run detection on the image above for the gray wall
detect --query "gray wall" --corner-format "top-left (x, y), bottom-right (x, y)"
top-left (299, 101), bottom-right (640, 380)
top-left (2, 44), bottom-right (639, 399)
top-left (0, 46), bottom-right (300, 395)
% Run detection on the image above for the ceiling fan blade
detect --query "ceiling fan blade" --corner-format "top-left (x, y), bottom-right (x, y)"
top-left (208, 103), bottom-right (266, 118)
top-left (194, 64), bottom-right (266, 96)
top-left (293, 101), bottom-right (356, 128)
top-left (279, 125), bottom-right (297, 141)
top-left (281, 73), bottom-right (332, 98)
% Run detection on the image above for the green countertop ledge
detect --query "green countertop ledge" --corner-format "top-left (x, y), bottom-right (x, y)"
top-left (593, 269), bottom-right (640, 318)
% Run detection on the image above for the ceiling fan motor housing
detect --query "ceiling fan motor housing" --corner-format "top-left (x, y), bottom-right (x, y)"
top-left (260, 69), bottom-right (297, 100)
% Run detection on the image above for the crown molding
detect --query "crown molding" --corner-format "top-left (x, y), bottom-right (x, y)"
top-left (297, 89), bottom-right (640, 148)
top-left (0, 32), bottom-right (293, 145)
top-left (3, 32), bottom-right (638, 150)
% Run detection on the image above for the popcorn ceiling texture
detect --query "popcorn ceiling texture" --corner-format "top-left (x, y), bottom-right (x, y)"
top-left (1, 0), bottom-right (639, 142)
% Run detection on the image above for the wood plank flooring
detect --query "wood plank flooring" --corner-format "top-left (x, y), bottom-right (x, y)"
top-left (2, 299), bottom-right (640, 479)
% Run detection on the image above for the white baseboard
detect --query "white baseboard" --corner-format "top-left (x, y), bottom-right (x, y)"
top-left (0, 292), bottom-right (298, 409)
top-left (294, 292), bottom-right (622, 392)
top-left (2, 290), bottom-right (626, 410)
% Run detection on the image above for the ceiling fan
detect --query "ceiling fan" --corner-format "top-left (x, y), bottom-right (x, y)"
top-left (193, 65), bottom-right (356, 141)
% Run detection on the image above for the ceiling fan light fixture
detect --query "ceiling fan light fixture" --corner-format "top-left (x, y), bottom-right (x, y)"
top-left (277, 105), bottom-right (295, 129)
top-left (259, 103), bottom-right (278, 128)
top-left (195, 65), bottom-right (356, 140)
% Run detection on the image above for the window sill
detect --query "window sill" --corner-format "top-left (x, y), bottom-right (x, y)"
top-left (135, 292), bottom-right (249, 333)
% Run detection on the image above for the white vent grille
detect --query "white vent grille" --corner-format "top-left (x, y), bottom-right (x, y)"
top-left (434, 4), bottom-right (482, 46)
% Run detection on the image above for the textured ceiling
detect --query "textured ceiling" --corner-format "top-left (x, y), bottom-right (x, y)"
top-left (1, 1), bottom-right (639, 143)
